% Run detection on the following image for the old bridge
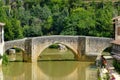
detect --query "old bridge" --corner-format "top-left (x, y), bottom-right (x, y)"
top-left (4, 35), bottom-right (112, 62)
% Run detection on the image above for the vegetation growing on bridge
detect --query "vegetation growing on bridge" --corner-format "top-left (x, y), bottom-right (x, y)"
top-left (0, 0), bottom-right (119, 41)
top-left (2, 54), bottom-right (9, 65)
top-left (49, 44), bottom-right (59, 49)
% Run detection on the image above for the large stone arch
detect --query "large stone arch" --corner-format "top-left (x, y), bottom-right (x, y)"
top-left (36, 42), bottom-right (79, 60)
top-left (31, 36), bottom-right (81, 62)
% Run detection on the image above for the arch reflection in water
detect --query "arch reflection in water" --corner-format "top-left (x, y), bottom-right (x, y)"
top-left (37, 61), bottom-right (79, 80)
top-left (2, 61), bottom-right (97, 80)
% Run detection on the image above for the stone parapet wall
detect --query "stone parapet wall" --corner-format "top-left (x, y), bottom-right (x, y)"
top-left (85, 36), bottom-right (113, 56)
top-left (4, 38), bottom-right (27, 52)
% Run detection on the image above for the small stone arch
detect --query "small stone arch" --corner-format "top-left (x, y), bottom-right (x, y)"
top-left (100, 46), bottom-right (112, 55)
top-left (36, 42), bottom-right (80, 61)
top-left (4, 47), bottom-right (25, 61)
top-left (4, 46), bottom-right (25, 54)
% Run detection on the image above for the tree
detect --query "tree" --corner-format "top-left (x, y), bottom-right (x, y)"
top-left (95, 1), bottom-right (113, 37)
top-left (61, 7), bottom-right (95, 35)
top-left (52, 5), bottom-right (69, 35)
top-left (23, 17), bottom-right (43, 37)
top-left (0, 0), bottom-right (4, 7)
top-left (42, 16), bottom-right (53, 35)
top-left (17, 7), bottom-right (31, 26)
top-left (11, 19), bottom-right (23, 39)
top-left (31, 4), bottom-right (51, 21)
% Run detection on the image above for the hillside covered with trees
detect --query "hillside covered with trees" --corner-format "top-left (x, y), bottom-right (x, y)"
top-left (0, 0), bottom-right (119, 41)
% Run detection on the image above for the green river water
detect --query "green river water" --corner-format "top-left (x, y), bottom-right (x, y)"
top-left (2, 48), bottom-right (97, 80)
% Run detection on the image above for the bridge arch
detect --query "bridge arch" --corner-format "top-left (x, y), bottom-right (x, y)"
top-left (4, 36), bottom-right (113, 62)
top-left (4, 47), bottom-right (25, 62)
top-left (100, 46), bottom-right (112, 55)
top-left (34, 41), bottom-right (80, 61)
top-left (4, 46), bottom-right (25, 53)
top-left (4, 39), bottom-right (26, 53)
top-left (85, 37), bottom-right (112, 56)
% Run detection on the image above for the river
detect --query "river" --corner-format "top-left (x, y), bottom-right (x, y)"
top-left (2, 48), bottom-right (98, 80)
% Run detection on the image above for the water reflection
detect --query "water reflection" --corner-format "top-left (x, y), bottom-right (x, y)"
top-left (2, 61), bottom-right (97, 80)
top-left (0, 67), bottom-right (3, 80)
top-left (2, 48), bottom-right (97, 80)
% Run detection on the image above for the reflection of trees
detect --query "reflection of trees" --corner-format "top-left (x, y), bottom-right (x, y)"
top-left (2, 62), bottom-right (33, 80)
top-left (2, 62), bottom-right (25, 76)
top-left (2, 61), bottom-right (97, 80)
top-left (37, 61), bottom-right (79, 77)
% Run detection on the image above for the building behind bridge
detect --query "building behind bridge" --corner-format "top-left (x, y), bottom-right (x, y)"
top-left (111, 16), bottom-right (120, 61)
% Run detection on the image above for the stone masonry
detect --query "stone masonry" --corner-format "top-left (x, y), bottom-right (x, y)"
top-left (4, 35), bottom-right (113, 62)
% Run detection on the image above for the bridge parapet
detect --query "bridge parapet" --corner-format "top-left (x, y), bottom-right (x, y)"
top-left (85, 36), bottom-right (113, 56)
top-left (4, 38), bottom-right (27, 52)
top-left (31, 36), bottom-right (84, 62)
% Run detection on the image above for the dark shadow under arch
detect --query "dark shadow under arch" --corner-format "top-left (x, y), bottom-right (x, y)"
top-left (101, 46), bottom-right (112, 56)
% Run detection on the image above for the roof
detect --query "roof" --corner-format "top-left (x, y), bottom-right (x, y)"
top-left (111, 40), bottom-right (120, 45)
top-left (0, 22), bottom-right (5, 26)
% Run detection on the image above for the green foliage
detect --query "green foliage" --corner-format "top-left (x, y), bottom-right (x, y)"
top-left (113, 59), bottom-right (120, 73)
top-left (95, 1), bottom-right (113, 37)
top-left (23, 24), bottom-right (43, 37)
top-left (0, 0), bottom-right (4, 7)
top-left (49, 44), bottom-right (59, 49)
top-left (61, 7), bottom-right (95, 35)
top-left (0, 0), bottom-right (119, 41)
top-left (2, 54), bottom-right (9, 65)
top-left (14, 48), bottom-right (22, 52)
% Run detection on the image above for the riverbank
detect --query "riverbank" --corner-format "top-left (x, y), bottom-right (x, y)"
top-left (98, 55), bottom-right (120, 80)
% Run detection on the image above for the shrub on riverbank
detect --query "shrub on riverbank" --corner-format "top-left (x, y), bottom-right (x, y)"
top-left (2, 54), bottom-right (9, 65)
top-left (113, 59), bottom-right (120, 73)
top-left (49, 44), bottom-right (59, 49)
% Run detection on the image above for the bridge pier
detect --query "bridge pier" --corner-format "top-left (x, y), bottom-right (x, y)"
top-left (23, 38), bottom-right (33, 62)
top-left (23, 52), bottom-right (32, 62)
top-left (74, 54), bottom-right (81, 60)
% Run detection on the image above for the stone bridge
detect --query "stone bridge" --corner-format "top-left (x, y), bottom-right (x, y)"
top-left (4, 35), bottom-right (113, 62)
